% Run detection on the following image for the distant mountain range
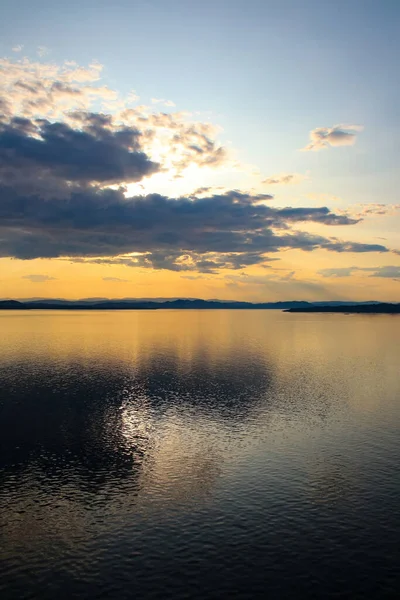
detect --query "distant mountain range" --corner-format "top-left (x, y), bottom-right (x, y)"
top-left (0, 298), bottom-right (397, 312)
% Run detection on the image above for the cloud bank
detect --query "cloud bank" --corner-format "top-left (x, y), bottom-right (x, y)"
top-left (0, 57), bottom-right (396, 274)
top-left (1, 181), bottom-right (391, 271)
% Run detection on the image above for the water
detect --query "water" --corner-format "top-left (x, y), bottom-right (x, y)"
top-left (0, 310), bottom-right (399, 599)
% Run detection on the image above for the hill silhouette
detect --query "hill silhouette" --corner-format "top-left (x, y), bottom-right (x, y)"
top-left (0, 298), bottom-right (398, 312)
top-left (286, 304), bottom-right (400, 314)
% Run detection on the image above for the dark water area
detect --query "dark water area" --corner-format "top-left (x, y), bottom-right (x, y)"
top-left (0, 310), bottom-right (399, 599)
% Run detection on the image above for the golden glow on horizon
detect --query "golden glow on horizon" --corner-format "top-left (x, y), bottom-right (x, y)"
top-left (1, 251), bottom-right (399, 302)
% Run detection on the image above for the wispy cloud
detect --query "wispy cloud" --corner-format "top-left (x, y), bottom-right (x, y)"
top-left (223, 271), bottom-right (331, 299)
top-left (22, 274), bottom-right (56, 282)
top-left (263, 173), bottom-right (307, 185)
top-left (126, 90), bottom-right (139, 103)
top-left (319, 266), bottom-right (400, 280)
top-left (302, 124), bottom-right (363, 151)
top-left (338, 203), bottom-right (400, 219)
top-left (37, 46), bottom-right (50, 58)
top-left (11, 45), bottom-right (23, 53)
top-left (102, 276), bottom-right (129, 282)
top-left (151, 98), bottom-right (176, 107)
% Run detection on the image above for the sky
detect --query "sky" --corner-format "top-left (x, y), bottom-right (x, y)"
top-left (0, 0), bottom-right (399, 301)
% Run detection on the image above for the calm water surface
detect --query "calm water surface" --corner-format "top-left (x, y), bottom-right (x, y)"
top-left (0, 310), bottom-right (399, 599)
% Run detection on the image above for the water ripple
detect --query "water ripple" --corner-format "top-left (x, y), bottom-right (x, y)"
top-left (0, 310), bottom-right (399, 599)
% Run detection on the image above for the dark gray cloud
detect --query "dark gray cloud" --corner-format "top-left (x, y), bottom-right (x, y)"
top-left (275, 207), bottom-right (358, 226)
top-left (0, 113), bottom-right (159, 188)
top-left (0, 181), bottom-right (393, 271)
top-left (0, 184), bottom-right (388, 271)
top-left (0, 76), bottom-right (395, 274)
top-left (1, 146), bottom-right (396, 274)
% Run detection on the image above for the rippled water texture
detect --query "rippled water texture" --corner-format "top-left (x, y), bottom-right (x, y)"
top-left (0, 310), bottom-right (399, 599)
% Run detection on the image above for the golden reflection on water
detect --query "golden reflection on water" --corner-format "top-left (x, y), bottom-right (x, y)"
top-left (0, 310), bottom-right (399, 435)
top-left (0, 310), bottom-right (400, 596)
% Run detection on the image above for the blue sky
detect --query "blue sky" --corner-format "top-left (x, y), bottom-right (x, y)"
top-left (0, 0), bottom-right (399, 299)
top-left (2, 0), bottom-right (399, 195)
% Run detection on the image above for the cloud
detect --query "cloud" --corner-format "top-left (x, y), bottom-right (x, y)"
top-left (151, 98), bottom-right (176, 107)
top-left (0, 57), bottom-right (106, 121)
top-left (225, 272), bottom-right (295, 286)
top-left (192, 186), bottom-right (228, 196)
top-left (0, 173), bottom-right (394, 271)
top-left (126, 90), bottom-right (139, 103)
top-left (338, 203), bottom-right (400, 219)
top-left (0, 56), bottom-right (228, 175)
top-left (318, 267), bottom-right (355, 278)
top-left (0, 56), bottom-right (396, 275)
top-left (68, 250), bottom-right (278, 274)
top-left (302, 124), bottom-right (363, 151)
top-left (370, 266), bottom-right (400, 279)
top-left (181, 275), bottom-right (210, 280)
top-left (12, 45), bottom-right (23, 53)
top-left (263, 173), bottom-right (307, 185)
top-left (168, 123), bottom-right (227, 169)
top-left (319, 266), bottom-right (400, 280)
top-left (223, 271), bottom-right (331, 299)
top-left (22, 274), bottom-right (56, 282)
top-left (37, 46), bottom-right (50, 58)
top-left (273, 206), bottom-right (358, 226)
top-left (1, 182), bottom-right (387, 270)
top-left (102, 276), bottom-right (129, 282)
top-left (0, 113), bottom-right (159, 188)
